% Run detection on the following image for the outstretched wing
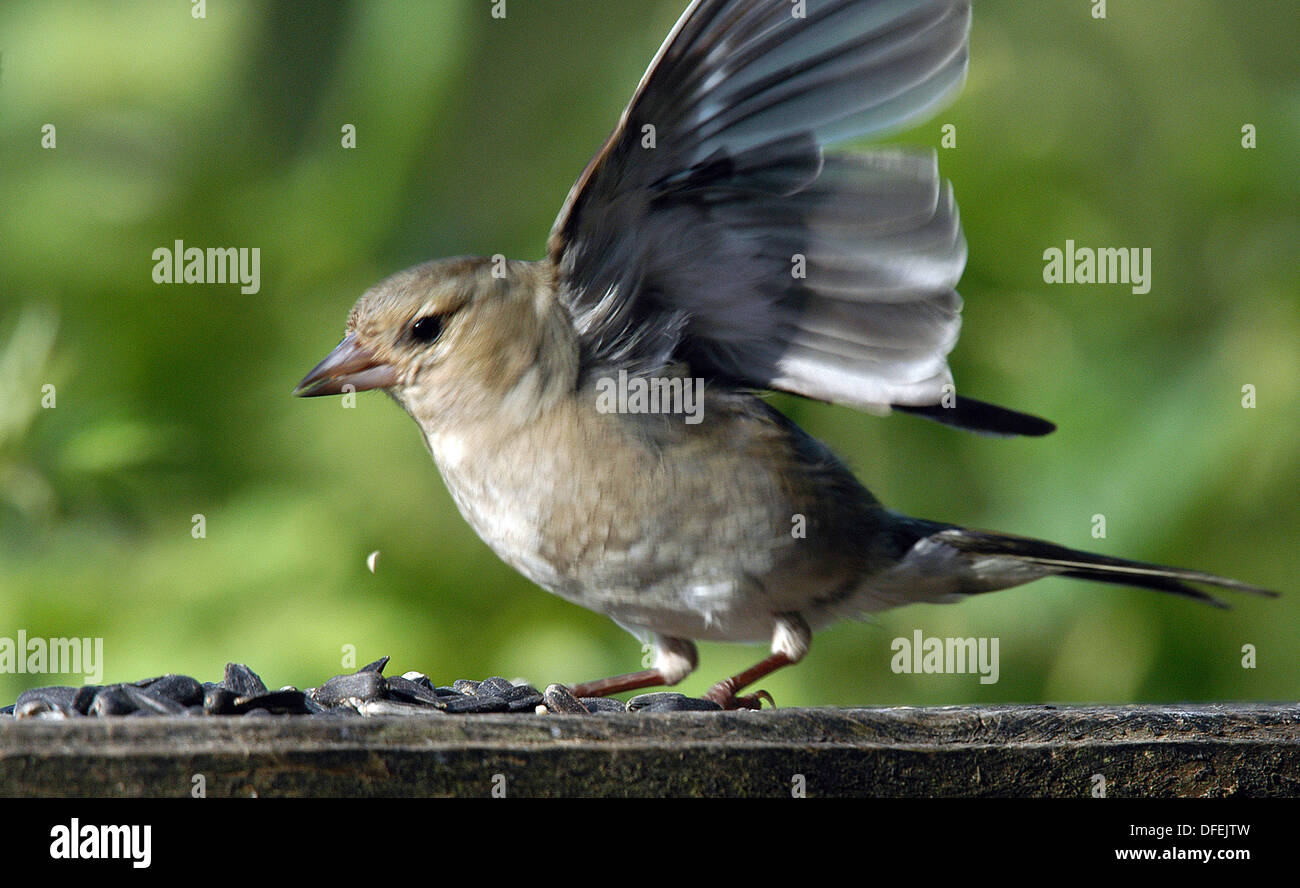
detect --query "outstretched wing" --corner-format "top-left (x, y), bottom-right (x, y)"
top-left (550, 0), bottom-right (1031, 428)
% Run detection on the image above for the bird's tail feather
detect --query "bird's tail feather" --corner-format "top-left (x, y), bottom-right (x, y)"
top-left (931, 527), bottom-right (1279, 608)
top-left (894, 395), bottom-right (1055, 437)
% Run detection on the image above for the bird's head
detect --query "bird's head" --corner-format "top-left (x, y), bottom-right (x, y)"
top-left (295, 256), bottom-right (578, 434)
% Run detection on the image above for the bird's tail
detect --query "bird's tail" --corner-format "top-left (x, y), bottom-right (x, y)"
top-left (924, 526), bottom-right (1278, 608)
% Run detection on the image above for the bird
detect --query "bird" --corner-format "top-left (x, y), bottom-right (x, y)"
top-left (296, 0), bottom-right (1276, 708)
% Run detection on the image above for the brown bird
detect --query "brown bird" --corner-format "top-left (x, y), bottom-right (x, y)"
top-left (296, 0), bottom-right (1275, 708)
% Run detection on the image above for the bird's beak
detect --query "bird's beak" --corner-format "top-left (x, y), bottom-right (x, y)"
top-left (294, 334), bottom-right (399, 397)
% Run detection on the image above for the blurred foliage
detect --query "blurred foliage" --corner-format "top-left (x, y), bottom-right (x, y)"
top-left (0, 0), bottom-right (1296, 707)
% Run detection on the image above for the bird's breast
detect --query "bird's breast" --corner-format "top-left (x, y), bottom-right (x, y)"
top-left (425, 428), bottom-right (566, 591)
top-left (421, 399), bottom-right (875, 642)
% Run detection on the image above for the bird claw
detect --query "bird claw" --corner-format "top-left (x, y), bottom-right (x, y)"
top-left (703, 683), bottom-right (775, 710)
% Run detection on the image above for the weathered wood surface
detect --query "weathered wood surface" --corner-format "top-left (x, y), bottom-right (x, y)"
top-left (2, 704), bottom-right (1297, 797)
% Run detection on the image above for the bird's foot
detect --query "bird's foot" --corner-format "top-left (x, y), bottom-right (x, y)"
top-left (703, 681), bottom-right (775, 710)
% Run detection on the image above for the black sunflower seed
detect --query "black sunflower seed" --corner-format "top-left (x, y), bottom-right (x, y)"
top-left (626, 693), bottom-right (722, 712)
top-left (385, 676), bottom-right (447, 708)
top-left (312, 671), bottom-right (386, 707)
top-left (221, 663), bottom-right (268, 697)
top-left (144, 674), bottom-right (204, 707)
top-left (542, 684), bottom-right (589, 714)
top-left (90, 686), bottom-right (138, 717)
top-left (359, 656), bottom-right (390, 674)
top-left (579, 697), bottom-right (627, 713)
top-left (442, 695), bottom-right (510, 714)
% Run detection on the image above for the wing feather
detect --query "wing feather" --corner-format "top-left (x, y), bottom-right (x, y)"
top-left (547, 0), bottom-right (1046, 433)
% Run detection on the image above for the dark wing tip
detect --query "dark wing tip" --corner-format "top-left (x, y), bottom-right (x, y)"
top-left (894, 395), bottom-right (1056, 437)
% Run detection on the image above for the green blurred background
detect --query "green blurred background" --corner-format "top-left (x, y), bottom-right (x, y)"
top-left (1, 0), bottom-right (1296, 707)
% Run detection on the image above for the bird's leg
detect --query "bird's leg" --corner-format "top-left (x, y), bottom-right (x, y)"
top-left (704, 613), bottom-right (810, 710)
top-left (568, 636), bottom-right (697, 698)
top-left (567, 670), bottom-right (667, 698)
top-left (704, 652), bottom-right (790, 709)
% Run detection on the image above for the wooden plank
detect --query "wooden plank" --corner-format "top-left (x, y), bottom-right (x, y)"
top-left (2, 704), bottom-right (1297, 797)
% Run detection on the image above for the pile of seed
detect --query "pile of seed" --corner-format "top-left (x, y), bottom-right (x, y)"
top-left (0, 656), bottom-right (723, 718)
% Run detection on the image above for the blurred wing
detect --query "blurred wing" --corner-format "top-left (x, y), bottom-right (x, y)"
top-left (549, 0), bottom-right (981, 415)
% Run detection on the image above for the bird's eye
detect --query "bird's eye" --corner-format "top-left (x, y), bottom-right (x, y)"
top-left (409, 315), bottom-right (444, 343)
